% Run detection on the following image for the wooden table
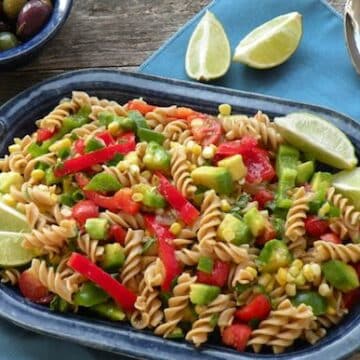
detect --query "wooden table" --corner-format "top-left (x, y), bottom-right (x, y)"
top-left (0, 0), bottom-right (358, 359)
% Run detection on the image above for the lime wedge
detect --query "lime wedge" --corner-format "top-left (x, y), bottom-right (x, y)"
top-left (333, 168), bottom-right (360, 210)
top-left (233, 12), bottom-right (302, 69)
top-left (0, 231), bottom-right (34, 266)
top-left (0, 201), bottom-right (30, 232)
top-left (185, 10), bottom-right (231, 81)
top-left (274, 112), bottom-right (357, 170)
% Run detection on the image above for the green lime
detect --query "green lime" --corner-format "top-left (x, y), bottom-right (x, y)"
top-left (233, 12), bottom-right (302, 69)
top-left (333, 167), bottom-right (360, 210)
top-left (0, 201), bottom-right (30, 232)
top-left (0, 231), bottom-right (34, 266)
top-left (185, 10), bottom-right (231, 81)
top-left (274, 112), bottom-right (357, 170)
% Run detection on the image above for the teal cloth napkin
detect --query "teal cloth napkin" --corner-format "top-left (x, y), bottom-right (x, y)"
top-left (0, 1), bottom-right (357, 360)
top-left (140, 0), bottom-right (360, 122)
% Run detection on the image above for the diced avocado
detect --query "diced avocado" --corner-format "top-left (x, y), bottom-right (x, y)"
top-left (276, 144), bottom-right (299, 178)
top-left (311, 172), bottom-right (332, 191)
top-left (257, 239), bottom-right (292, 273)
top-left (101, 243), bottom-right (125, 271)
top-left (45, 168), bottom-right (61, 185)
top-left (190, 283), bottom-right (220, 306)
top-left (91, 301), bottom-right (126, 321)
top-left (276, 168), bottom-right (297, 209)
top-left (85, 137), bottom-right (105, 153)
top-left (197, 256), bottom-right (214, 274)
top-left (137, 127), bottom-right (165, 145)
top-left (296, 161), bottom-right (315, 185)
top-left (322, 260), bottom-right (359, 292)
top-left (143, 142), bottom-right (171, 171)
top-left (0, 172), bottom-right (23, 193)
top-left (133, 184), bottom-right (166, 209)
top-left (85, 218), bottom-right (109, 240)
top-left (191, 166), bottom-right (233, 195)
top-left (167, 327), bottom-right (184, 339)
top-left (292, 291), bottom-right (327, 316)
top-left (217, 214), bottom-right (252, 245)
top-left (217, 155), bottom-right (247, 181)
top-left (74, 282), bottom-right (109, 307)
top-left (84, 172), bottom-right (122, 192)
top-left (243, 208), bottom-right (265, 237)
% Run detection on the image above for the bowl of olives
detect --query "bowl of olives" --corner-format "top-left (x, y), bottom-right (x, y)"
top-left (0, 0), bottom-right (72, 69)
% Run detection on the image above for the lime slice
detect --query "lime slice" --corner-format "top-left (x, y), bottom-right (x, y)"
top-left (0, 201), bottom-right (30, 232)
top-left (233, 12), bottom-right (302, 69)
top-left (185, 10), bottom-right (231, 81)
top-left (274, 112), bottom-right (357, 170)
top-left (0, 231), bottom-right (34, 266)
top-left (333, 168), bottom-right (360, 210)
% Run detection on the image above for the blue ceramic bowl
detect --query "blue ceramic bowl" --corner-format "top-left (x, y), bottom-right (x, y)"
top-left (0, 0), bottom-right (73, 69)
top-left (0, 69), bottom-right (359, 360)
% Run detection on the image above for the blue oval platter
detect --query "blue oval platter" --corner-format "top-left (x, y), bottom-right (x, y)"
top-left (0, 69), bottom-right (359, 360)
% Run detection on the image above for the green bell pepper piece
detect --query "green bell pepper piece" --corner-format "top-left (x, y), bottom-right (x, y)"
top-left (137, 127), bottom-right (165, 145)
top-left (85, 218), bottom-right (109, 240)
top-left (276, 168), bottom-right (297, 209)
top-left (90, 301), bottom-right (126, 321)
top-left (257, 239), bottom-right (292, 273)
top-left (143, 141), bottom-right (170, 171)
top-left (276, 145), bottom-right (299, 178)
top-left (296, 161), bottom-right (315, 185)
top-left (142, 237), bottom-right (156, 255)
top-left (322, 260), bottom-right (359, 292)
top-left (101, 243), bottom-right (125, 271)
top-left (292, 291), bottom-right (327, 316)
top-left (128, 110), bottom-right (149, 129)
top-left (84, 172), bottom-right (122, 192)
top-left (74, 282), bottom-right (110, 307)
top-left (197, 256), bottom-right (214, 274)
top-left (45, 168), bottom-right (61, 185)
top-left (85, 137), bottom-right (105, 153)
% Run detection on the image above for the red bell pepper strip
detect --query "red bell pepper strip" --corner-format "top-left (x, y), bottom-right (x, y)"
top-left (110, 224), bottom-right (127, 246)
top-left (156, 172), bottom-right (199, 225)
top-left (144, 215), bottom-right (181, 291)
top-left (54, 133), bottom-right (135, 177)
top-left (37, 128), bottom-right (57, 142)
top-left (74, 139), bottom-right (85, 155)
top-left (68, 252), bottom-right (137, 312)
top-left (235, 294), bottom-right (271, 322)
top-left (96, 131), bottom-right (115, 146)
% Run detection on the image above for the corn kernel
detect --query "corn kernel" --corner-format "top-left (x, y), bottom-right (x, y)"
top-left (129, 164), bottom-right (140, 175)
top-left (245, 266), bottom-right (257, 278)
top-left (185, 140), bottom-right (196, 152)
top-left (292, 259), bottom-right (303, 269)
top-left (170, 222), bottom-right (182, 236)
top-left (191, 144), bottom-right (202, 156)
top-left (49, 138), bottom-right (72, 153)
top-left (117, 161), bottom-right (129, 171)
top-left (218, 103), bottom-right (232, 116)
top-left (30, 169), bottom-right (45, 182)
top-left (286, 272), bottom-right (295, 284)
top-left (275, 268), bottom-right (288, 287)
top-left (289, 266), bottom-right (300, 277)
top-left (294, 273), bottom-right (306, 287)
top-left (310, 263), bottom-right (321, 279)
top-left (319, 283), bottom-right (332, 297)
top-left (141, 170), bottom-right (152, 180)
top-left (220, 199), bottom-right (231, 212)
top-left (2, 194), bottom-right (16, 207)
top-left (8, 144), bottom-right (21, 153)
top-left (259, 273), bottom-right (272, 288)
top-left (108, 121), bottom-right (120, 136)
top-left (326, 306), bottom-right (336, 315)
top-left (302, 264), bottom-right (314, 282)
top-left (191, 118), bottom-right (204, 129)
top-left (202, 146), bottom-right (215, 159)
top-left (132, 193), bottom-right (143, 202)
top-left (285, 283), bottom-right (296, 296)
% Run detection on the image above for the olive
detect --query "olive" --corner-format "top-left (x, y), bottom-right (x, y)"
top-left (3, 0), bottom-right (27, 19)
top-left (16, 0), bottom-right (52, 40)
top-left (0, 31), bottom-right (19, 51)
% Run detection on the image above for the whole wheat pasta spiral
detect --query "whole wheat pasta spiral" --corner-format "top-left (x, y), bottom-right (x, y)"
top-left (23, 153), bottom-right (57, 182)
top-left (200, 240), bottom-right (249, 264)
top-left (102, 165), bottom-right (148, 187)
top-left (304, 320), bottom-right (327, 345)
top-left (176, 245), bottom-right (200, 266)
top-left (120, 229), bottom-right (144, 292)
top-left (219, 114), bottom-right (257, 141)
top-left (173, 227), bottom-right (197, 249)
top-left (145, 106), bottom-right (177, 128)
top-left (329, 218), bottom-right (349, 240)
top-left (218, 307), bottom-right (236, 333)
top-left (155, 273), bottom-right (196, 337)
top-left (8, 153), bottom-right (32, 174)
top-left (144, 258), bottom-right (165, 290)
top-left (76, 234), bottom-right (104, 263)
top-left (170, 145), bottom-right (197, 197)
top-left (0, 268), bottom-right (20, 285)
top-left (186, 294), bottom-right (234, 346)
top-left (100, 210), bottom-right (144, 229)
top-left (229, 264), bottom-right (257, 286)
top-left (313, 240), bottom-right (360, 263)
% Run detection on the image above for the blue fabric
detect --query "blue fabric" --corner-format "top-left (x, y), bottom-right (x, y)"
top-left (140, 0), bottom-right (360, 122)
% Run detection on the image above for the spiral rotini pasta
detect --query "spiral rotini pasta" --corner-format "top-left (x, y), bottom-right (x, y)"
top-left (313, 240), bottom-right (360, 263)
top-left (0, 268), bottom-right (20, 285)
top-left (76, 234), bottom-right (104, 263)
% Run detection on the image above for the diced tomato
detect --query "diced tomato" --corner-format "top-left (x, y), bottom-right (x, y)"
top-left (113, 188), bottom-right (141, 215)
top-left (214, 137), bottom-right (258, 162)
top-left (19, 269), bottom-right (50, 303)
top-left (197, 260), bottom-right (230, 288)
top-left (320, 232), bottom-right (341, 244)
top-left (343, 287), bottom-right (360, 309)
top-left (74, 139), bottom-right (85, 155)
top-left (222, 324), bottom-right (252, 352)
top-left (191, 115), bottom-right (222, 146)
top-left (37, 128), bottom-right (56, 142)
top-left (235, 294), bottom-right (271, 322)
top-left (127, 99), bottom-right (155, 115)
top-left (256, 221), bottom-right (277, 246)
top-left (96, 131), bottom-right (115, 146)
top-left (175, 107), bottom-right (199, 120)
top-left (72, 200), bottom-right (99, 226)
top-left (253, 189), bottom-right (274, 209)
top-left (305, 216), bottom-right (329, 237)
top-left (244, 147), bottom-right (275, 183)
top-left (109, 224), bottom-right (127, 246)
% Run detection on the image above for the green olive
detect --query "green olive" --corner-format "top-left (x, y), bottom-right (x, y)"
top-left (3, 0), bottom-right (27, 19)
top-left (0, 32), bottom-right (19, 51)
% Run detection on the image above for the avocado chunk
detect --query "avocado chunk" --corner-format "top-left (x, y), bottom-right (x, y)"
top-left (257, 239), bottom-right (292, 273)
top-left (322, 260), bottom-right (359, 292)
top-left (0, 172), bottom-right (23, 193)
top-left (197, 256), bottom-right (214, 274)
top-left (296, 161), bottom-right (315, 185)
top-left (190, 283), bottom-right (220, 305)
top-left (217, 155), bottom-right (247, 181)
top-left (191, 166), bottom-right (233, 195)
top-left (101, 243), bottom-right (125, 271)
top-left (45, 168), bottom-right (61, 186)
top-left (311, 172), bottom-right (332, 191)
top-left (217, 214), bottom-right (252, 245)
top-left (84, 172), bottom-right (122, 193)
top-left (243, 207), bottom-right (265, 237)
top-left (292, 291), bottom-right (327, 316)
top-left (85, 218), bottom-right (109, 240)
